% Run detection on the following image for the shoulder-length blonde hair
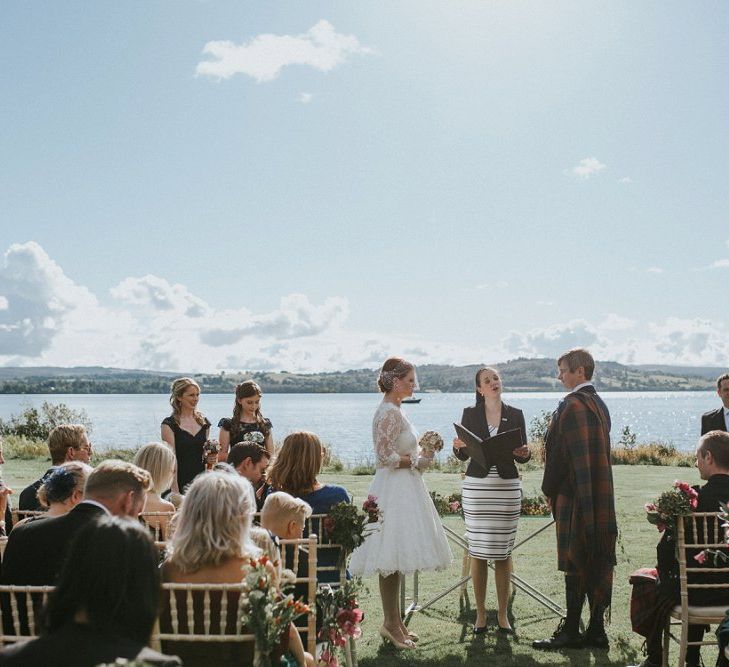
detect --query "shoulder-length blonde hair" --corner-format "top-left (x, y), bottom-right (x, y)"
top-left (167, 471), bottom-right (257, 573)
top-left (133, 442), bottom-right (176, 494)
top-left (169, 377), bottom-right (206, 426)
top-left (267, 431), bottom-right (323, 498)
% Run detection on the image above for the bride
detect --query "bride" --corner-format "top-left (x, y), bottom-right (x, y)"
top-left (349, 357), bottom-right (452, 649)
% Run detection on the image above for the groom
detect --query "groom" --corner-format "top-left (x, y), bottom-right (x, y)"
top-left (533, 348), bottom-right (617, 650)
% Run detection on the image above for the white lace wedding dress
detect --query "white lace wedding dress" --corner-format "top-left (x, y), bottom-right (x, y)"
top-left (349, 401), bottom-right (453, 577)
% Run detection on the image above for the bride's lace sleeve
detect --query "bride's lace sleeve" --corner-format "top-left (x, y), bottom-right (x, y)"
top-left (374, 408), bottom-right (402, 469)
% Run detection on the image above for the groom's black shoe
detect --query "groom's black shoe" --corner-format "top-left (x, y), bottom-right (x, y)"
top-left (532, 620), bottom-right (583, 650)
top-left (582, 628), bottom-right (609, 649)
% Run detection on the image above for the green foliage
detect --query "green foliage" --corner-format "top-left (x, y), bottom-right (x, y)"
top-left (612, 442), bottom-right (694, 467)
top-left (430, 491), bottom-right (462, 516)
top-left (528, 410), bottom-right (551, 446)
top-left (618, 425), bottom-right (638, 449)
top-left (521, 491), bottom-right (551, 516)
top-left (0, 402), bottom-right (92, 440)
top-left (2, 435), bottom-right (49, 460)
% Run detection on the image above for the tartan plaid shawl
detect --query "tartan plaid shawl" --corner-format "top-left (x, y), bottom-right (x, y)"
top-left (551, 388), bottom-right (617, 603)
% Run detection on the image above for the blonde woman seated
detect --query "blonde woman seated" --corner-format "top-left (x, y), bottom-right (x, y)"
top-left (133, 442), bottom-right (176, 541)
top-left (14, 462), bottom-right (93, 528)
top-left (161, 471), bottom-right (313, 667)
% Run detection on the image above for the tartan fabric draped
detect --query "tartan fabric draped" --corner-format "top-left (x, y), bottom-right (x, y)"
top-left (544, 387), bottom-right (617, 609)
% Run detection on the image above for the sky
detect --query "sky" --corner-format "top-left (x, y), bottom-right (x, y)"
top-left (1, 1), bottom-right (728, 373)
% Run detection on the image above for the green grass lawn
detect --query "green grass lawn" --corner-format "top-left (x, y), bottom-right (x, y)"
top-left (1, 460), bottom-right (712, 666)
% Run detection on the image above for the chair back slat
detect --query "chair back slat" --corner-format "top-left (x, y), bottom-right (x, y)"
top-left (139, 511), bottom-right (176, 542)
top-left (279, 534), bottom-right (318, 656)
top-left (0, 585), bottom-right (54, 644)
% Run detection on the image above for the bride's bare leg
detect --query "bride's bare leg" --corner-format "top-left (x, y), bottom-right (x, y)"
top-left (471, 556), bottom-right (489, 628)
top-left (379, 573), bottom-right (407, 641)
top-left (495, 557), bottom-right (513, 630)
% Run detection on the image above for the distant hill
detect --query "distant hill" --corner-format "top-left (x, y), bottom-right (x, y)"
top-left (0, 358), bottom-right (722, 394)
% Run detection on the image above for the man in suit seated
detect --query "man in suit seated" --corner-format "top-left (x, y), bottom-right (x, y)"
top-left (701, 373), bottom-right (729, 436)
top-left (2, 459), bottom-right (152, 586)
top-left (629, 430), bottom-right (729, 667)
top-left (229, 443), bottom-right (271, 511)
top-left (18, 424), bottom-right (93, 513)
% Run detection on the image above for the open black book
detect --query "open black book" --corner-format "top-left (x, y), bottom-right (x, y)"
top-left (453, 423), bottom-right (524, 467)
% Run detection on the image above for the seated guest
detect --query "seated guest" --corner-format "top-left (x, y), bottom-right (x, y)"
top-left (0, 437), bottom-right (13, 537)
top-left (133, 442), bottom-right (176, 540)
top-left (161, 472), bottom-right (313, 667)
top-left (260, 492), bottom-right (313, 576)
top-left (15, 462), bottom-right (92, 528)
top-left (266, 431), bottom-right (351, 584)
top-left (1, 460), bottom-right (152, 586)
top-left (229, 442), bottom-right (271, 510)
top-left (19, 424), bottom-right (92, 512)
top-left (0, 516), bottom-right (181, 666)
top-left (629, 430), bottom-right (729, 667)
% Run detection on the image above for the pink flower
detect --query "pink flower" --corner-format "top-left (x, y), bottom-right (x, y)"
top-left (694, 550), bottom-right (707, 565)
top-left (690, 498), bottom-right (698, 509)
top-left (449, 501), bottom-right (461, 512)
top-left (336, 607), bottom-right (364, 627)
top-left (645, 503), bottom-right (657, 512)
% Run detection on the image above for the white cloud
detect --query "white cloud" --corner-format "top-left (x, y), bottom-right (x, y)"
top-left (0, 242), bottom-right (97, 356)
top-left (503, 319), bottom-right (601, 358)
top-left (299, 92), bottom-right (313, 104)
top-left (2, 243), bottom-right (728, 372)
top-left (599, 313), bottom-right (636, 331)
top-left (709, 259), bottom-right (729, 269)
top-left (618, 176), bottom-right (632, 184)
top-left (196, 20), bottom-right (372, 83)
top-left (570, 157), bottom-right (607, 180)
top-left (646, 267), bottom-right (664, 274)
top-left (111, 275), bottom-right (208, 317)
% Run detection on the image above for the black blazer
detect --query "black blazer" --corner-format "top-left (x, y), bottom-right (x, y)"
top-left (0, 502), bottom-right (106, 586)
top-left (453, 402), bottom-right (530, 478)
top-left (0, 622), bottom-right (181, 666)
top-left (701, 408), bottom-right (728, 436)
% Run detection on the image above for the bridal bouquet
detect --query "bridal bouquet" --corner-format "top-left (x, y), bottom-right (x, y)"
top-left (201, 439), bottom-right (221, 469)
top-left (240, 555), bottom-right (311, 667)
top-left (316, 578), bottom-right (366, 667)
top-left (418, 430), bottom-right (444, 457)
top-left (323, 496), bottom-right (382, 566)
top-left (645, 480), bottom-right (699, 533)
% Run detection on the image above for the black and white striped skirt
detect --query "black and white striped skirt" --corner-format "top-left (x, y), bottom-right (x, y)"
top-left (462, 469), bottom-right (522, 560)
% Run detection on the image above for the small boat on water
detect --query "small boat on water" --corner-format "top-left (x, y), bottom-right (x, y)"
top-left (402, 397), bottom-right (421, 404)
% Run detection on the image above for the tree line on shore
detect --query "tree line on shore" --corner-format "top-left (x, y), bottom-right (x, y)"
top-left (0, 357), bottom-right (718, 394)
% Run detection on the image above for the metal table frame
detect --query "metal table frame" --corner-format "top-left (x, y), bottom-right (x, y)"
top-left (400, 518), bottom-right (564, 620)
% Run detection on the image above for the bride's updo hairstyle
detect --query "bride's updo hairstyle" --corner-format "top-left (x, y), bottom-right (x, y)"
top-left (377, 357), bottom-right (415, 393)
top-left (474, 366), bottom-right (500, 405)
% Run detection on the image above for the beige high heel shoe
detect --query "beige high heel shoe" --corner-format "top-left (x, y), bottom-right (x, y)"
top-left (379, 626), bottom-right (416, 650)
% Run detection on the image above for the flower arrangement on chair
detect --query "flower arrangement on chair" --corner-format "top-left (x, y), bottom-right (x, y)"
top-left (240, 555), bottom-right (311, 667)
top-left (316, 579), bottom-right (366, 667)
top-left (323, 496), bottom-right (382, 567)
top-left (645, 480), bottom-right (699, 534)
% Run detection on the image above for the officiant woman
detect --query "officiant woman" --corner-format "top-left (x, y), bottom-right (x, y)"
top-left (453, 367), bottom-right (530, 634)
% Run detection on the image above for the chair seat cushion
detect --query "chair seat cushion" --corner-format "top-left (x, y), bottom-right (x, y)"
top-left (671, 604), bottom-right (729, 620)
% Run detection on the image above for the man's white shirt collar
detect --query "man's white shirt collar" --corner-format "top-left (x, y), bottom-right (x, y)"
top-left (570, 382), bottom-right (594, 394)
top-left (79, 499), bottom-right (111, 515)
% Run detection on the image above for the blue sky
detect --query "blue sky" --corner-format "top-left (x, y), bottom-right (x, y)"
top-left (1, 1), bottom-right (728, 372)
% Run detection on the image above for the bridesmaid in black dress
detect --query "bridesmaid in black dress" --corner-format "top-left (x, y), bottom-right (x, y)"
top-left (218, 380), bottom-right (274, 460)
top-left (161, 378), bottom-right (213, 493)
